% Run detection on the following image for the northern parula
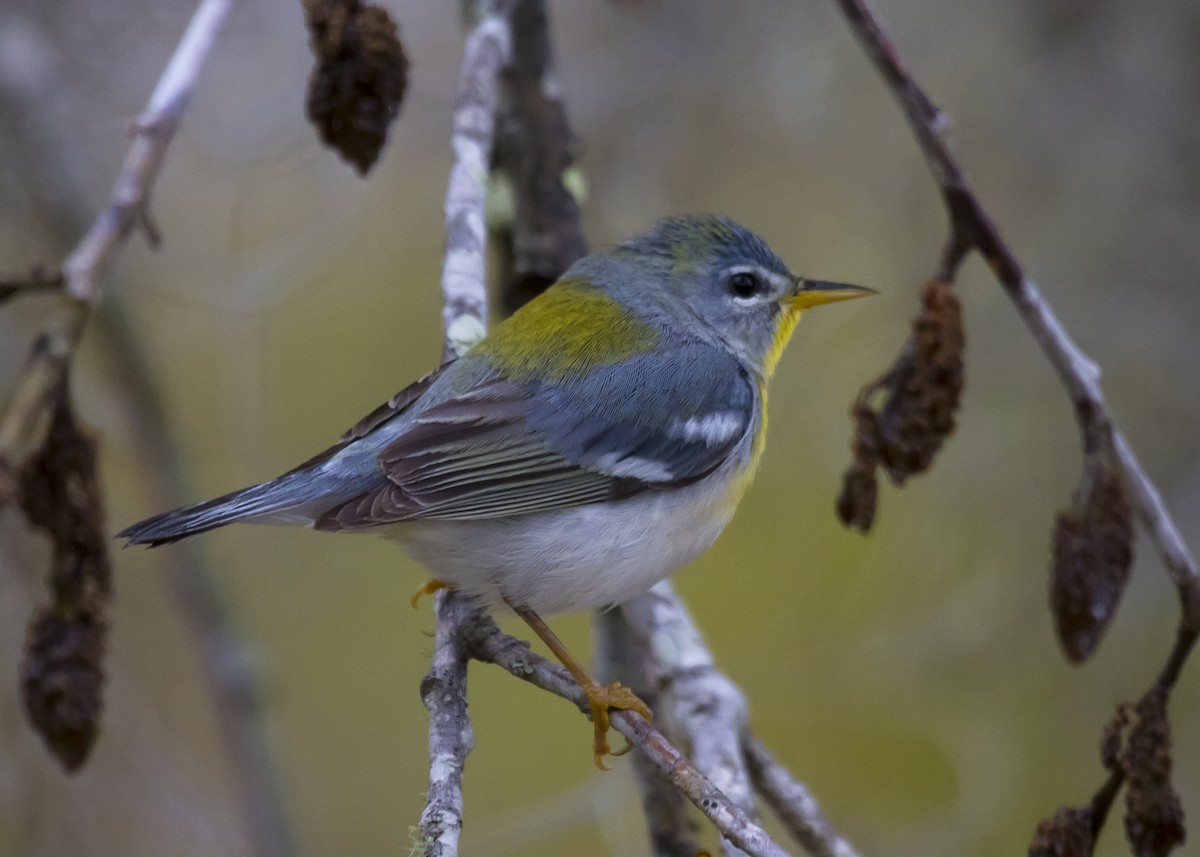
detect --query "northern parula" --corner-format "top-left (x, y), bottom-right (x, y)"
top-left (120, 214), bottom-right (873, 766)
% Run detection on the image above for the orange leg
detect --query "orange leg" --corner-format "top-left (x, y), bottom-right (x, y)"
top-left (508, 600), bottom-right (652, 770)
top-left (411, 579), bottom-right (450, 609)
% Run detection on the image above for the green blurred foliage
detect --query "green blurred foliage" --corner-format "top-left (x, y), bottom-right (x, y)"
top-left (2, 1), bottom-right (1199, 855)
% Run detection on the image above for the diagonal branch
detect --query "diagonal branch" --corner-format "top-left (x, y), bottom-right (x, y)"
top-left (0, 2), bottom-right (302, 853)
top-left (595, 608), bottom-right (703, 857)
top-left (833, 0), bottom-right (1199, 631)
top-left (743, 737), bottom-right (862, 857)
top-left (624, 583), bottom-right (859, 857)
top-left (0, 0), bottom-right (237, 504)
top-left (622, 583), bottom-right (761, 857)
top-left (832, 0), bottom-right (1199, 850)
top-left (461, 613), bottom-right (794, 857)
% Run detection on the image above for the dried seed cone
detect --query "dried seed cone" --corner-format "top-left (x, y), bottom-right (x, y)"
top-left (1051, 464), bottom-right (1134, 662)
top-left (305, 0), bottom-right (409, 174)
top-left (17, 396), bottom-right (111, 771)
top-left (879, 279), bottom-right (965, 483)
top-left (1123, 688), bottom-right (1186, 857)
top-left (1028, 806), bottom-right (1095, 857)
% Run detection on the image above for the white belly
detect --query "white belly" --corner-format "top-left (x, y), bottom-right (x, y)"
top-left (388, 468), bottom-right (738, 615)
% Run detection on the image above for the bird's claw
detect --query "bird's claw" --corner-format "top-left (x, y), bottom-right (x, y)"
top-left (410, 579), bottom-right (449, 609)
top-left (584, 680), bottom-right (652, 770)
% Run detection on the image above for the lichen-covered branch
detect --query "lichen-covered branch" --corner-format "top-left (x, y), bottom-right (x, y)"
top-left (440, 0), bottom-right (515, 361)
top-left (595, 608), bottom-right (702, 857)
top-left (418, 591), bottom-right (479, 857)
top-left (622, 583), bottom-right (760, 857)
top-left (418, 5), bottom-right (517, 855)
top-left (462, 613), bottom-right (794, 857)
top-left (743, 737), bottom-right (861, 857)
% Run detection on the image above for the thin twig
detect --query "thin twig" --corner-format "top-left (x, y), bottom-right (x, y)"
top-left (595, 608), bottom-right (703, 857)
top-left (440, 0), bottom-right (515, 361)
top-left (462, 613), bottom-right (794, 857)
top-left (743, 737), bottom-right (861, 857)
top-left (0, 0), bottom-right (236, 500)
top-left (418, 591), bottom-right (478, 857)
top-left (833, 0), bottom-right (1200, 847)
top-left (3, 3), bottom-right (295, 851)
top-left (622, 583), bottom-right (760, 857)
top-left (833, 0), bottom-right (1200, 631)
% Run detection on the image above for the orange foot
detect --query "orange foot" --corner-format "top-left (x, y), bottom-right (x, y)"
top-left (410, 579), bottom-right (450, 609)
top-left (583, 680), bottom-right (652, 770)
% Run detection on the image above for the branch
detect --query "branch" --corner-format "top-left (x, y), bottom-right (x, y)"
top-left (622, 583), bottom-right (761, 857)
top-left (595, 608), bottom-right (702, 857)
top-left (832, 0), bottom-right (1199, 849)
top-left (0, 0), bottom-right (236, 502)
top-left (461, 613), bottom-right (794, 857)
top-left (419, 4), bottom-right (514, 854)
top-left (439, 0), bottom-right (515, 362)
top-left (418, 591), bottom-right (478, 857)
top-left (743, 737), bottom-right (861, 857)
top-left (489, 0), bottom-right (587, 314)
top-left (0, 3), bottom-right (299, 853)
top-left (624, 584), bottom-right (859, 857)
top-left (833, 0), bottom-right (1199, 631)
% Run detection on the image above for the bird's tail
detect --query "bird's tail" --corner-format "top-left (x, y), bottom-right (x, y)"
top-left (117, 471), bottom-right (329, 547)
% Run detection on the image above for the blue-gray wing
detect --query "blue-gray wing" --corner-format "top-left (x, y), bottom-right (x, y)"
top-left (314, 343), bottom-right (755, 530)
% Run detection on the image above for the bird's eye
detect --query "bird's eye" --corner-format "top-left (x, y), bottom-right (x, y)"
top-left (728, 271), bottom-right (761, 298)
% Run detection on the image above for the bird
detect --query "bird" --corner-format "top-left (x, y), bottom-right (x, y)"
top-left (119, 214), bottom-right (874, 768)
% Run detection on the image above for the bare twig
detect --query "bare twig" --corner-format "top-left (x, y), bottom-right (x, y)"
top-left (595, 608), bottom-right (703, 857)
top-left (622, 583), bottom-right (760, 857)
top-left (743, 737), bottom-right (861, 857)
top-left (620, 585), bottom-right (859, 857)
top-left (440, 0), bottom-right (515, 361)
top-left (833, 0), bottom-right (1200, 848)
top-left (0, 0), bottom-right (236, 500)
top-left (61, 0), bottom-right (234, 304)
top-left (1, 3), bottom-right (299, 853)
top-left (418, 591), bottom-right (478, 857)
top-left (462, 613), bottom-right (794, 857)
top-left (833, 0), bottom-right (1199, 631)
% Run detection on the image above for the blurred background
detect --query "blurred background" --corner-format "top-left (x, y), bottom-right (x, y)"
top-left (2, 0), bottom-right (1199, 855)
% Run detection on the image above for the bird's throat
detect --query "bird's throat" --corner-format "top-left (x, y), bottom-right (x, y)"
top-left (762, 306), bottom-right (804, 379)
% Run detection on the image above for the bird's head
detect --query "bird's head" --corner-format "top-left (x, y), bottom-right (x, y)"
top-left (593, 214), bottom-right (874, 378)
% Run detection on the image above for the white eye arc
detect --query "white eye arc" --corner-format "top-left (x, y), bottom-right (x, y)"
top-left (726, 267), bottom-right (778, 306)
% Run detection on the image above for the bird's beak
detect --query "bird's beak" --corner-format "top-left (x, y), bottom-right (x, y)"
top-left (787, 278), bottom-right (878, 310)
